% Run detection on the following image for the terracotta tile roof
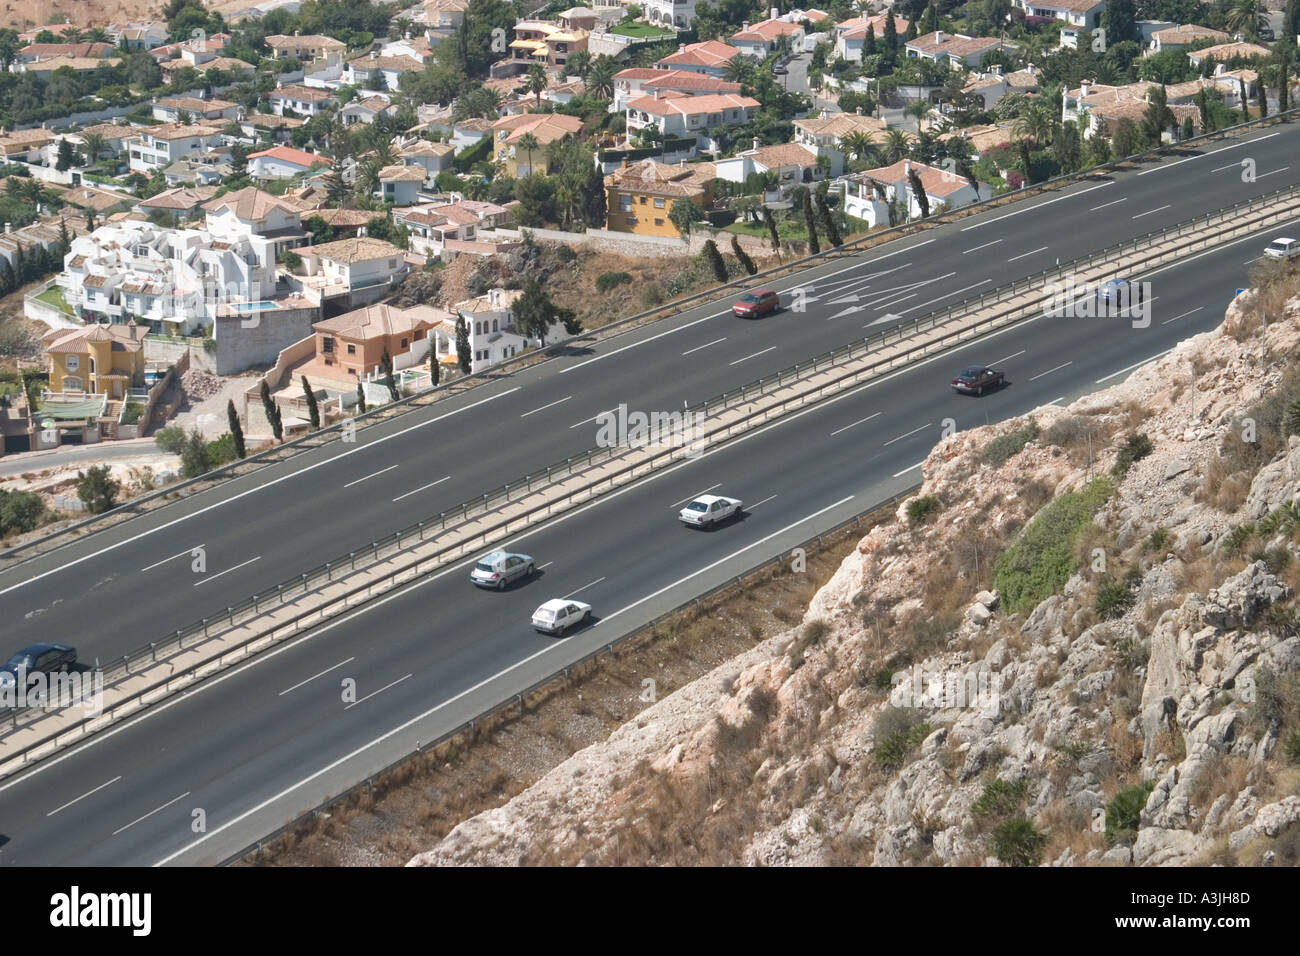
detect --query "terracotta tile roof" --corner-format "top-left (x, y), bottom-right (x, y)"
top-left (732, 19), bottom-right (802, 43)
top-left (313, 303), bottom-right (450, 339)
top-left (905, 31), bottom-right (1001, 59)
top-left (265, 34), bottom-right (346, 50)
top-left (44, 322), bottom-right (144, 354)
top-left (1150, 24), bottom-right (1230, 44)
top-left (243, 113), bottom-right (306, 128)
top-left (269, 84), bottom-right (335, 102)
top-left (77, 123), bottom-right (136, 140)
top-left (308, 236), bottom-right (405, 263)
top-left (795, 113), bottom-right (888, 139)
top-left (21, 42), bottom-right (116, 57)
top-left (746, 143), bottom-right (819, 169)
top-left (246, 145), bottom-right (325, 168)
top-left (656, 40), bottom-right (740, 69)
top-left (347, 52), bottom-right (425, 72)
top-left (614, 67), bottom-right (662, 81)
top-left (492, 112), bottom-right (585, 145)
top-left (1189, 41), bottom-right (1272, 61)
top-left (378, 164), bottom-right (426, 182)
top-left (642, 71), bottom-right (741, 94)
top-left (626, 91), bottom-right (760, 117)
top-left (138, 122), bottom-right (222, 141)
top-left (857, 159), bottom-right (972, 198)
top-left (839, 14), bottom-right (910, 39)
top-left (26, 55), bottom-right (123, 71)
top-left (140, 186), bottom-right (219, 210)
top-left (203, 185), bottom-right (299, 220)
top-left (605, 158), bottom-right (715, 197)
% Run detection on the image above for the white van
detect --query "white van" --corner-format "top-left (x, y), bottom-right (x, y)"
top-left (1264, 237), bottom-right (1300, 260)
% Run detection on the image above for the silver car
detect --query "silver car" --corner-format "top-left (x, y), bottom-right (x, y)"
top-left (470, 551), bottom-right (535, 590)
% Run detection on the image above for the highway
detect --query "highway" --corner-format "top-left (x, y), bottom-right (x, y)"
top-left (0, 185), bottom-right (1294, 863)
top-left (1, 125), bottom-right (1297, 672)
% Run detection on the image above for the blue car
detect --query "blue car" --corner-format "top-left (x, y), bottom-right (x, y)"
top-left (0, 643), bottom-right (77, 689)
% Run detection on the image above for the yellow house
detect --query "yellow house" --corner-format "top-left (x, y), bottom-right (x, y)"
top-left (604, 158), bottom-right (716, 238)
top-left (43, 321), bottom-right (146, 399)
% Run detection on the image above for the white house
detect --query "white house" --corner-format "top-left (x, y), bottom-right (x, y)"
top-left (377, 165), bottom-right (426, 205)
top-left (834, 14), bottom-right (911, 62)
top-left (1147, 23), bottom-right (1229, 54)
top-left (654, 40), bottom-right (741, 78)
top-left (904, 31), bottom-right (1006, 68)
top-left (295, 236), bottom-right (410, 304)
top-left (344, 50), bottom-right (425, 90)
top-left (840, 159), bottom-right (986, 226)
top-left (714, 140), bottom-right (834, 188)
top-left (438, 288), bottom-right (573, 372)
top-left (398, 141), bottom-right (455, 182)
top-left (1010, 0), bottom-right (1105, 30)
top-left (642, 0), bottom-right (702, 29)
top-left (266, 83), bottom-right (336, 117)
top-left (247, 145), bottom-right (326, 180)
top-left (340, 95), bottom-right (396, 125)
top-left (730, 16), bottom-right (805, 58)
top-left (127, 123), bottom-right (223, 173)
top-left (625, 90), bottom-right (760, 148)
top-left (152, 96), bottom-right (241, 124)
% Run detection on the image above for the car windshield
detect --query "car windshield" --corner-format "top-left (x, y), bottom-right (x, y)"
top-left (4, 653), bottom-right (32, 669)
top-left (475, 561), bottom-right (496, 572)
top-left (536, 608), bottom-right (555, 619)
top-left (1269, 241), bottom-right (1290, 250)
top-left (739, 293), bottom-right (761, 303)
top-left (686, 501), bottom-right (708, 512)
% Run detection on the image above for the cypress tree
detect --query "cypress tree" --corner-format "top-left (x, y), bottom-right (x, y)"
top-left (380, 348), bottom-right (399, 402)
top-left (227, 399), bottom-right (246, 458)
top-left (455, 315), bottom-right (471, 374)
top-left (260, 379), bottom-right (282, 442)
top-left (301, 375), bottom-right (319, 429)
top-left (802, 190), bottom-right (820, 254)
top-left (763, 205), bottom-right (781, 252)
top-left (429, 342), bottom-right (440, 386)
top-left (730, 234), bottom-right (757, 274)
top-left (702, 239), bottom-right (727, 282)
top-left (815, 192), bottom-right (842, 245)
top-left (356, 381), bottom-right (366, 413)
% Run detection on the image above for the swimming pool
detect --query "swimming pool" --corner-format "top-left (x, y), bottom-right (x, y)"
top-left (229, 301), bottom-right (276, 312)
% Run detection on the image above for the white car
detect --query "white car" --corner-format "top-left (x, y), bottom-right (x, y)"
top-left (1263, 237), bottom-right (1300, 260)
top-left (470, 551), bottom-right (534, 590)
top-left (678, 493), bottom-right (743, 528)
top-left (531, 599), bottom-right (592, 635)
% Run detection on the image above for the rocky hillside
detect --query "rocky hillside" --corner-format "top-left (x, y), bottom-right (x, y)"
top-left (410, 266), bottom-right (1300, 867)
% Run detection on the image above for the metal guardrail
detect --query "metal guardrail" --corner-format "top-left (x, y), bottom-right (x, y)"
top-left (221, 480), bottom-right (924, 865)
top-left (5, 107), bottom-right (1296, 570)
top-left (3, 180), bottom-right (1295, 765)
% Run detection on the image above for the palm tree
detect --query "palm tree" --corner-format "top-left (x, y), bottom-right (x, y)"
top-left (903, 100), bottom-right (929, 132)
top-left (585, 55), bottom-right (615, 99)
top-left (82, 132), bottom-right (106, 164)
top-left (841, 131), bottom-right (876, 164)
top-left (516, 132), bottom-right (541, 175)
top-left (724, 56), bottom-right (756, 85)
top-left (1224, 0), bottom-right (1267, 35)
top-left (356, 158), bottom-right (380, 199)
top-left (553, 179), bottom-right (579, 229)
top-left (567, 50), bottom-right (592, 79)
top-left (370, 134), bottom-right (397, 168)
top-left (881, 128), bottom-right (911, 164)
top-left (526, 62), bottom-right (547, 107)
top-left (1013, 100), bottom-right (1055, 148)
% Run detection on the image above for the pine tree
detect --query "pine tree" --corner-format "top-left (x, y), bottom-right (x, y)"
top-left (260, 379), bottom-right (283, 442)
top-left (75, 464), bottom-right (118, 514)
top-left (730, 234), bottom-right (757, 274)
top-left (301, 375), bottom-right (320, 429)
top-left (702, 239), bottom-right (727, 282)
top-left (227, 399), bottom-right (246, 458)
top-left (455, 314), bottom-right (471, 374)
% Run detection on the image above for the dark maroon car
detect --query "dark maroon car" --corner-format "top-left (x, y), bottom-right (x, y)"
top-left (732, 289), bottom-right (779, 318)
top-left (951, 365), bottom-right (1004, 396)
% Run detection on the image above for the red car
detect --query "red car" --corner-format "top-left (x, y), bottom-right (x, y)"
top-left (733, 289), bottom-right (779, 318)
top-left (951, 365), bottom-right (1004, 396)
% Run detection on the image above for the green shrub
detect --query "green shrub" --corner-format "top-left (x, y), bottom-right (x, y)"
top-left (1111, 433), bottom-right (1153, 479)
top-left (554, 245), bottom-right (576, 263)
top-left (1105, 781), bottom-right (1156, 845)
top-left (982, 419), bottom-right (1039, 467)
top-left (206, 433), bottom-right (238, 468)
top-left (595, 271), bottom-right (633, 292)
top-left (1145, 527), bottom-right (1170, 553)
top-left (972, 778), bottom-right (1029, 818)
top-left (993, 477), bottom-right (1114, 614)
top-left (75, 464), bottom-right (119, 515)
top-left (873, 706), bottom-right (932, 770)
top-left (0, 487), bottom-right (45, 536)
top-left (906, 495), bottom-right (940, 523)
top-left (1221, 523), bottom-right (1256, 556)
top-left (120, 402), bottom-right (142, 425)
top-left (990, 817), bottom-right (1048, 865)
top-left (1095, 577), bottom-right (1135, 620)
top-left (154, 425), bottom-right (186, 454)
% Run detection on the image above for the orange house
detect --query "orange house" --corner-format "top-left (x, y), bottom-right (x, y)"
top-left (312, 304), bottom-right (451, 380)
